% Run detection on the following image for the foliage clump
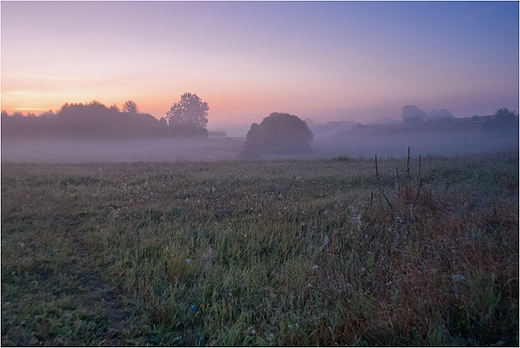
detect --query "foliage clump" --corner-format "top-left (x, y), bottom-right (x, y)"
top-left (166, 92), bottom-right (209, 138)
top-left (1, 93), bottom-right (212, 140)
top-left (243, 112), bottom-right (314, 154)
top-left (1, 100), bottom-right (167, 139)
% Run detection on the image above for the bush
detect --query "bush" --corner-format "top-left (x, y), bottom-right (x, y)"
top-left (243, 112), bottom-right (313, 154)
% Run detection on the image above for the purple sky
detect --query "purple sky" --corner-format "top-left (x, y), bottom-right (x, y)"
top-left (2, 1), bottom-right (518, 135)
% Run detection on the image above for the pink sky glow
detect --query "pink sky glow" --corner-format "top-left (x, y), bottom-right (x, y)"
top-left (2, 1), bottom-right (518, 135)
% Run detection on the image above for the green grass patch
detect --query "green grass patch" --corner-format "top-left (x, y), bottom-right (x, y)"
top-left (2, 151), bottom-right (518, 345)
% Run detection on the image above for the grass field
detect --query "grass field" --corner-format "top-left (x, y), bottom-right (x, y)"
top-left (2, 150), bottom-right (518, 345)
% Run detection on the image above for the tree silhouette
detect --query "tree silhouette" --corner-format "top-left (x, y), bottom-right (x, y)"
top-left (402, 105), bottom-right (426, 123)
top-left (122, 100), bottom-right (139, 114)
top-left (243, 112), bottom-right (313, 154)
top-left (166, 93), bottom-right (209, 138)
top-left (425, 108), bottom-right (455, 122)
top-left (2, 101), bottom-right (164, 139)
top-left (495, 107), bottom-right (517, 124)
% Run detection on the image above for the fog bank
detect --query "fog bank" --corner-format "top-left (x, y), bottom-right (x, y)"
top-left (1, 138), bottom-right (244, 163)
top-left (2, 122), bottom-right (517, 163)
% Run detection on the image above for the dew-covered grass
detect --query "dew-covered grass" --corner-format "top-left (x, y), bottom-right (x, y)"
top-left (2, 150), bottom-right (518, 345)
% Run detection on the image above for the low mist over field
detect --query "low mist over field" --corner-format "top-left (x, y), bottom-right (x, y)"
top-left (312, 121), bottom-right (519, 158)
top-left (2, 120), bottom-right (518, 162)
top-left (2, 100), bottom-right (515, 163)
top-left (1, 138), bottom-right (242, 163)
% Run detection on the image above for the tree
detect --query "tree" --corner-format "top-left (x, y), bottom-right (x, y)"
top-left (425, 108), bottom-right (455, 122)
top-left (2, 100), bottom-right (171, 140)
top-left (166, 93), bottom-right (209, 138)
top-left (244, 123), bottom-right (263, 148)
top-left (402, 105), bottom-right (426, 123)
top-left (55, 100), bottom-right (121, 137)
top-left (243, 112), bottom-right (313, 154)
top-left (122, 100), bottom-right (139, 114)
top-left (109, 104), bottom-right (121, 113)
top-left (495, 107), bottom-right (517, 124)
top-left (481, 107), bottom-right (519, 133)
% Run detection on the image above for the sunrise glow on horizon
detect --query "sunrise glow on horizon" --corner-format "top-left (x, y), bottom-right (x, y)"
top-left (2, 1), bottom-right (518, 135)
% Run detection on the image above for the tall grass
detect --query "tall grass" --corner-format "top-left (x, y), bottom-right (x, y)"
top-left (2, 150), bottom-right (518, 345)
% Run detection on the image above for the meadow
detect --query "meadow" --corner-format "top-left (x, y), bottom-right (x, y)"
top-left (1, 150), bottom-right (518, 346)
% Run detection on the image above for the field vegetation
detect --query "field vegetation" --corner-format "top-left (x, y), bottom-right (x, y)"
top-left (2, 150), bottom-right (518, 345)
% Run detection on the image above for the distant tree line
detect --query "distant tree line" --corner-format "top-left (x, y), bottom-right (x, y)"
top-left (401, 104), bottom-right (518, 131)
top-left (487, 107), bottom-right (519, 128)
top-left (1, 101), bottom-right (167, 139)
top-left (2, 93), bottom-right (209, 140)
top-left (401, 105), bottom-right (456, 123)
top-left (402, 105), bottom-right (518, 122)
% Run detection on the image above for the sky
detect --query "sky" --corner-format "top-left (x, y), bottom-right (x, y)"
top-left (2, 1), bottom-right (519, 136)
